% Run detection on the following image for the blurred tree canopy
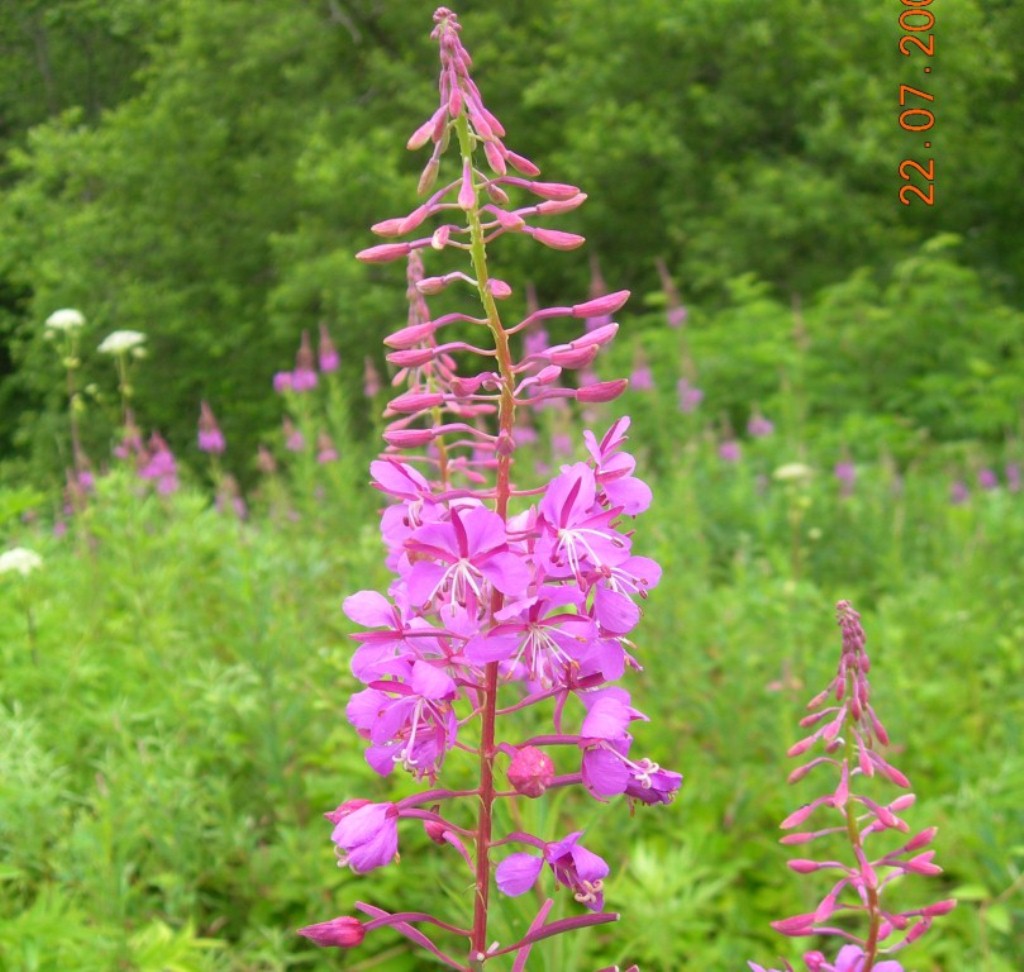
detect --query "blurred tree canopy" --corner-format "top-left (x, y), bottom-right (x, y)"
top-left (0, 0), bottom-right (1021, 482)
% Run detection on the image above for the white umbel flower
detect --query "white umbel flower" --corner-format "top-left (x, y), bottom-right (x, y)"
top-left (773, 462), bottom-right (814, 483)
top-left (98, 330), bottom-right (146, 355)
top-left (45, 308), bottom-right (86, 331)
top-left (0, 547), bottom-right (43, 577)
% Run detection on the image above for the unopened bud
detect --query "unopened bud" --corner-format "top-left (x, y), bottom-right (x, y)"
top-left (297, 916), bottom-right (366, 949)
top-left (577, 379), bottom-right (628, 403)
top-left (356, 242), bottom-right (412, 264)
top-left (572, 290), bottom-right (630, 318)
top-left (507, 745), bottom-right (554, 798)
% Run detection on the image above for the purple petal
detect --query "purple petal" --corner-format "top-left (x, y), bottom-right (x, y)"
top-left (480, 550), bottom-right (532, 596)
top-left (593, 586), bottom-right (640, 634)
top-left (582, 746), bottom-right (630, 796)
top-left (496, 853), bottom-right (544, 896)
top-left (343, 590), bottom-right (395, 627)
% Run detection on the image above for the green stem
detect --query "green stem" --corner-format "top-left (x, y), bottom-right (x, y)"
top-left (842, 719), bottom-right (880, 970)
top-left (454, 111), bottom-right (517, 967)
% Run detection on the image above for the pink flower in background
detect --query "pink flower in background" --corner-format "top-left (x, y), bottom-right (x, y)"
top-left (257, 445), bottom-right (278, 475)
top-left (198, 400), bottom-right (226, 454)
top-left (318, 323), bottom-right (340, 373)
top-left (719, 439), bottom-right (741, 463)
top-left (834, 459), bottom-right (856, 496)
top-left (753, 602), bottom-right (955, 972)
top-left (677, 377), bottom-right (703, 413)
top-left (215, 474), bottom-right (247, 520)
top-left (273, 371), bottom-right (293, 394)
top-left (656, 257), bottom-right (687, 329)
top-left (283, 418), bottom-right (304, 452)
top-left (977, 467), bottom-right (998, 491)
top-left (1006, 462), bottom-right (1021, 492)
top-left (114, 409), bottom-right (145, 461)
top-left (363, 356), bottom-right (382, 398)
top-left (747, 411), bottom-right (774, 438)
top-left (630, 352), bottom-right (653, 391)
top-left (292, 331), bottom-right (319, 391)
top-left (139, 432), bottom-right (179, 494)
top-left (317, 432), bottom-right (338, 463)
top-left (949, 479), bottom-right (969, 504)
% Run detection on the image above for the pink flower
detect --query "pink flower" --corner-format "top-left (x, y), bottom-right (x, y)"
top-left (328, 801), bottom-right (400, 873)
top-left (747, 411), bottom-right (774, 438)
top-left (283, 418), bottom-right (304, 452)
top-left (316, 432), bottom-right (338, 463)
top-left (718, 439), bottom-right (741, 463)
top-left (403, 505), bottom-right (531, 614)
top-left (292, 331), bottom-right (319, 391)
top-left (497, 832), bottom-right (610, 911)
top-left (139, 433), bottom-right (178, 494)
top-left (198, 401), bottom-right (226, 454)
top-left (677, 378), bottom-right (703, 413)
top-left (318, 323), bottom-right (340, 373)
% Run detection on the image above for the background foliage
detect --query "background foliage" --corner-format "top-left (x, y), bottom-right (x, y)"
top-left (1, 0), bottom-right (1023, 480)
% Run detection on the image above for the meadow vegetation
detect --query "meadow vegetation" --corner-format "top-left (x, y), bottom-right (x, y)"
top-left (1, 2), bottom-right (1022, 970)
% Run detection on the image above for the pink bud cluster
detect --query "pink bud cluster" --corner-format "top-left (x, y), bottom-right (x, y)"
top-left (273, 325), bottom-right (341, 394)
top-left (301, 8), bottom-right (679, 968)
top-left (750, 601), bottom-right (955, 972)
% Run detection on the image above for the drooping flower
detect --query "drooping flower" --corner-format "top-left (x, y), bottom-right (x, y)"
top-left (496, 832), bottom-right (610, 912)
top-left (328, 800), bottom-right (400, 873)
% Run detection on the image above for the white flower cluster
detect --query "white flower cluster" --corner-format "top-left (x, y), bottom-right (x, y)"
top-left (44, 308), bottom-right (86, 332)
top-left (98, 330), bottom-right (146, 355)
top-left (0, 547), bottom-right (43, 577)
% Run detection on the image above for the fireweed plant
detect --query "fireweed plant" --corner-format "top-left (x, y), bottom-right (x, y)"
top-left (298, 8), bottom-right (679, 969)
top-left (750, 602), bottom-right (955, 972)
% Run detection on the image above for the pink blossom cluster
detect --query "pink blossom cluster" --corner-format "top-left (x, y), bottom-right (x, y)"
top-left (299, 8), bottom-right (679, 967)
top-left (750, 601), bottom-right (955, 972)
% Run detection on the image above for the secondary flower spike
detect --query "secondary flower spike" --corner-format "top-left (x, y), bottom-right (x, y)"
top-left (751, 601), bottom-right (955, 972)
top-left (303, 9), bottom-right (679, 967)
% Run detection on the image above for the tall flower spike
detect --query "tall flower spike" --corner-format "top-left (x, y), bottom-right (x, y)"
top-left (309, 9), bottom-right (680, 967)
top-left (751, 601), bottom-right (955, 972)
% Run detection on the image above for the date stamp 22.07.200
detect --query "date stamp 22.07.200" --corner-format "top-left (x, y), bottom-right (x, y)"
top-left (898, 0), bottom-right (936, 207)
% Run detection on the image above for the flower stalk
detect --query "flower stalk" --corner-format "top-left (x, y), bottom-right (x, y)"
top-left (301, 8), bottom-right (680, 968)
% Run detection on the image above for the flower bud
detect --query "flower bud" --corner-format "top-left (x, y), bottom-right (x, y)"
top-left (571, 290), bottom-right (630, 318)
top-left (507, 745), bottom-right (555, 798)
top-left (297, 916), bottom-right (366, 949)
top-left (356, 242), bottom-right (412, 264)
top-left (577, 379), bottom-right (628, 403)
top-left (526, 227), bottom-right (586, 251)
